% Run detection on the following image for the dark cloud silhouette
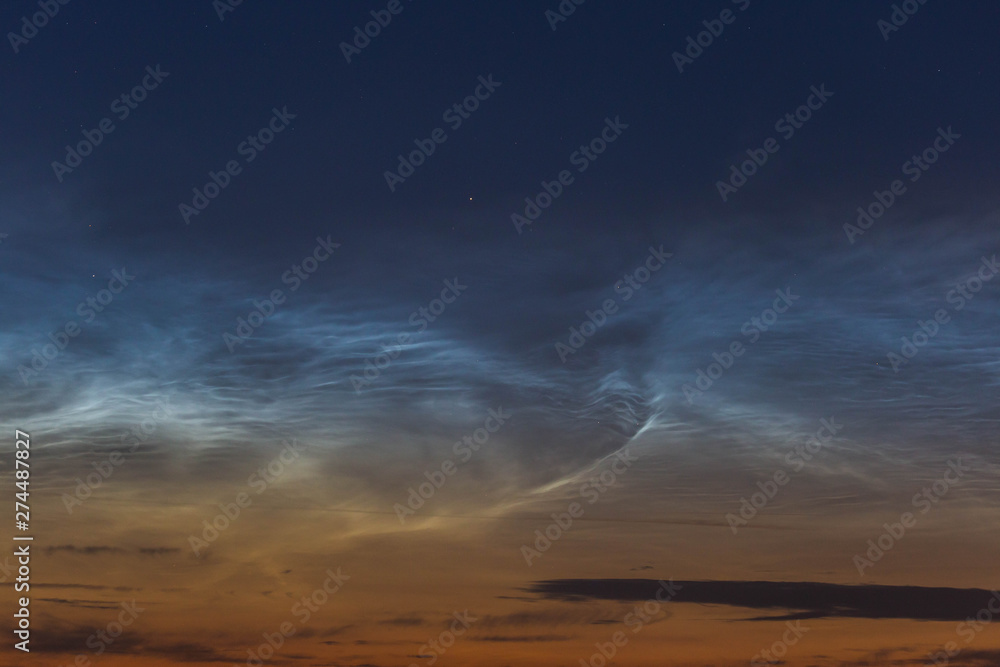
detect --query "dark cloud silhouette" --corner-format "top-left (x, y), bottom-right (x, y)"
top-left (43, 545), bottom-right (181, 557)
top-left (471, 634), bottom-right (575, 642)
top-left (476, 608), bottom-right (622, 629)
top-left (32, 583), bottom-right (138, 591)
top-left (832, 648), bottom-right (1000, 667)
top-left (527, 579), bottom-right (1000, 622)
top-left (137, 547), bottom-right (181, 556)
top-left (379, 615), bottom-right (425, 627)
top-left (36, 597), bottom-right (121, 610)
top-left (44, 545), bottom-right (127, 555)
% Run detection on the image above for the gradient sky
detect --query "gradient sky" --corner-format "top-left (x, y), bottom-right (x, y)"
top-left (2, 1), bottom-right (1000, 666)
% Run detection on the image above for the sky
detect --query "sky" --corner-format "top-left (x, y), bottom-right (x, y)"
top-left (2, 1), bottom-right (1000, 666)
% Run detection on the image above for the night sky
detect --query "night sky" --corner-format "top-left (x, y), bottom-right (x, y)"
top-left (3, 1), bottom-right (1000, 666)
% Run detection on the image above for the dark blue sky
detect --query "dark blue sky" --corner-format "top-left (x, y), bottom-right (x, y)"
top-left (4, 0), bottom-right (1000, 483)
